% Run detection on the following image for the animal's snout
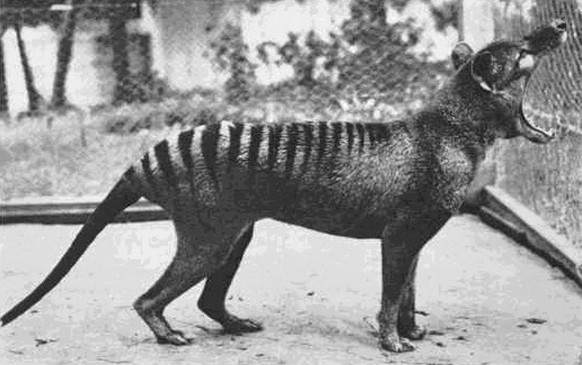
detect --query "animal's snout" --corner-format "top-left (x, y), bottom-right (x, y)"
top-left (552, 19), bottom-right (567, 32)
top-left (523, 19), bottom-right (567, 55)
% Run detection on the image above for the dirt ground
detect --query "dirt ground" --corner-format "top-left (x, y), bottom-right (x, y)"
top-left (1, 215), bottom-right (582, 365)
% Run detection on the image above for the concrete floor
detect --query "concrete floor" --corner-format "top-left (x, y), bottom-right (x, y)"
top-left (1, 215), bottom-right (582, 365)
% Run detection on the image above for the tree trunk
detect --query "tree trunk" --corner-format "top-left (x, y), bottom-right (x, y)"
top-left (51, 0), bottom-right (78, 109)
top-left (15, 22), bottom-right (44, 112)
top-left (0, 30), bottom-right (9, 118)
top-left (109, 12), bottom-right (132, 105)
top-left (368, 0), bottom-right (387, 26)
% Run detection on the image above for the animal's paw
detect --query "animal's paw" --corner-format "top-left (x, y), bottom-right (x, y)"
top-left (156, 330), bottom-right (192, 346)
top-left (400, 324), bottom-right (427, 341)
top-left (222, 317), bottom-right (264, 334)
top-left (380, 333), bottom-right (415, 353)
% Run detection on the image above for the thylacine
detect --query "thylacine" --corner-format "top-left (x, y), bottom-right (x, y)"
top-left (1, 20), bottom-right (567, 353)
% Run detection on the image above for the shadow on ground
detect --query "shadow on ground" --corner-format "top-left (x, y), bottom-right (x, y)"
top-left (1, 215), bottom-right (582, 364)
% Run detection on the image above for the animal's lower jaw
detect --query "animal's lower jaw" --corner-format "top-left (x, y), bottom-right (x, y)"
top-left (517, 103), bottom-right (555, 143)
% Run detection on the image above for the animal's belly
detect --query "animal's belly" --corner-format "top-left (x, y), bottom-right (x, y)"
top-left (272, 204), bottom-right (389, 239)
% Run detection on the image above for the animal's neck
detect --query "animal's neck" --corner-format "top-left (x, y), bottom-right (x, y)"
top-left (412, 97), bottom-right (496, 166)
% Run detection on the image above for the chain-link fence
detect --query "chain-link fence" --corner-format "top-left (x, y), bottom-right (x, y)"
top-left (492, 0), bottom-right (582, 247)
top-left (1, 0), bottom-right (580, 249)
top-left (0, 0), bottom-right (458, 198)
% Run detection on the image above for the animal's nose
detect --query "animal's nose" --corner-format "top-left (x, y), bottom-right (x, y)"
top-left (553, 19), bottom-right (567, 32)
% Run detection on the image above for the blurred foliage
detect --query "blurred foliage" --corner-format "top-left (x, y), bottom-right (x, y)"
top-left (429, 0), bottom-right (458, 30)
top-left (210, 23), bottom-right (257, 104)
top-left (96, 97), bottom-right (216, 134)
top-left (94, 33), bottom-right (171, 105)
top-left (210, 0), bottom-right (456, 115)
top-left (256, 0), bottom-right (429, 98)
top-left (104, 0), bottom-right (456, 134)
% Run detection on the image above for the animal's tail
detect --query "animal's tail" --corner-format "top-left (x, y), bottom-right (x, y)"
top-left (1, 172), bottom-right (141, 326)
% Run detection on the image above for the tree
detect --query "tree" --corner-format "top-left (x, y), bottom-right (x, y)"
top-left (0, 1), bottom-right (58, 116)
top-left (253, 0), bottom-right (458, 100)
top-left (211, 23), bottom-right (256, 103)
top-left (14, 21), bottom-right (45, 113)
top-left (52, 0), bottom-right (143, 107)
top-left (109, 9), bottom-right (132, 105)
top-left (0, 26), bottom-right (9, 118)
top-left (51, 0), bottom-right (78, 110)
top-left (209, 0), bottom-right (253, 103)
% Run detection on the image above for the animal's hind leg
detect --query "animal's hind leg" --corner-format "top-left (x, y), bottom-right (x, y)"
top-left (198, 223), bottom-right (263, 334)
top-left (133, 221), bottom-right (235, 346)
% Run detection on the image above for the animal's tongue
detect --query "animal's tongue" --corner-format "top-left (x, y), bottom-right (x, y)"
top-left (516, 103), bottom-right (554, 143)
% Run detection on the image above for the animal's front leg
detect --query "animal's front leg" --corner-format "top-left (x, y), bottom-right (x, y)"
top-left (377, 238), bottom-right (419, 353)
top-left (378, 214), bottom-right (450, 352)
top-left (398, 255), bottom-right (427, 341)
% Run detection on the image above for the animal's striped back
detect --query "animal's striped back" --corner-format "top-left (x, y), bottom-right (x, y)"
top-left (125, 120), bottom-right (395, 205)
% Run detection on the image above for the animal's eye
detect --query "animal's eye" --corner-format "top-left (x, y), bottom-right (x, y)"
top-left (519, 48), bottom-right (533, 57)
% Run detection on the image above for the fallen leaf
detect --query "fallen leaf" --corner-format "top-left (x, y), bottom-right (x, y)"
top-left (526, 317), bottom-right (547, 325)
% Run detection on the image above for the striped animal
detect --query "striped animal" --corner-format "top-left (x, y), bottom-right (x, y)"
top-left (1, 20), bottom-right (567, 353)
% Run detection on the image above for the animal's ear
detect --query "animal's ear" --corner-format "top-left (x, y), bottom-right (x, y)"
top-left (470, 51), bottom-right (496, 92)
top-left (451, 42), bottom-right (474, 70)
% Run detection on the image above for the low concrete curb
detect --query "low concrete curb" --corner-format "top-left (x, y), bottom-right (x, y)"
top-left (0, 196), bottom-right (167, 224)
top-left (1, 188), bottom-right (581, 288)
top-left (476, 186), bottom-right (582, 287)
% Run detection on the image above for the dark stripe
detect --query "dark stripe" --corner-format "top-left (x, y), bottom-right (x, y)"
top-left (356, 123), bottom-right (365, 154)
top-left (178, 129), bottom-right (195, 197)
top-left (346, 123), bottom-right (354, 155)
top-left (301, 123), bottom-right (314, 173)
top-left (178, 128), bottom-right (212, 230)
top-left (141, 152), bottom-right (157, 193)
top-left (366, 123), bottom-right (390, 147)
top-left (228, 122), bottom-right (244, 167)
top-left (248, 124), bottom-right (263, 174)
top-left (267, 124), bottom-right (283, 170)
top-left (331, 122), bottom-right (342, 155)
top-left (376, 123), bottom-right (390, 144)
top-left (178, 129), bottom-right (194, 170)
top-left (284, 123), bottom-right (299, 179)
top-left (154, 140), bottom-right (177, 190)
top-left (317, 121), bottom-right (328, 164)
top-left (201, 123), bottom-right (221, 186)
top-left (365, 123), bottom-right (377, 147)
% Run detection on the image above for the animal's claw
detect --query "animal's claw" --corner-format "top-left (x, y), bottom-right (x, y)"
top-left (156, 330), bottom-right (191, 346)
top-left (222, 316), bottom-right (263, 334)
top-left (380, 333), bottom-right (416, 353)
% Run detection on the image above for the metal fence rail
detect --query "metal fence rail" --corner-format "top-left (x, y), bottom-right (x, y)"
top-left (0, 197), bottom-right (166, 224)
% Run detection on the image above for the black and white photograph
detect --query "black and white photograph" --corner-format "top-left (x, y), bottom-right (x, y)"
top-left (0, 0), bottom-right (581, 364)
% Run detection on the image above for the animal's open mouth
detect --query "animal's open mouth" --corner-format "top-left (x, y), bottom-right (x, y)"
top-left (516, 19), bottom-right (567, 143)
top-left (515, 70), bottom-right (554, 143)
top-left (517, 102), bottom-right (554, 143)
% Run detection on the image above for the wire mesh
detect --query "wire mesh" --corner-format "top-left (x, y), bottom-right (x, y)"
top-left (493, 0), bottom-right (582, 247)
top-left (0, 0), bottom-right (457, 199)
top-left (494, 0), bottom-right (582, 133)
top-left (2, 0), bottom-right (580, 250)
